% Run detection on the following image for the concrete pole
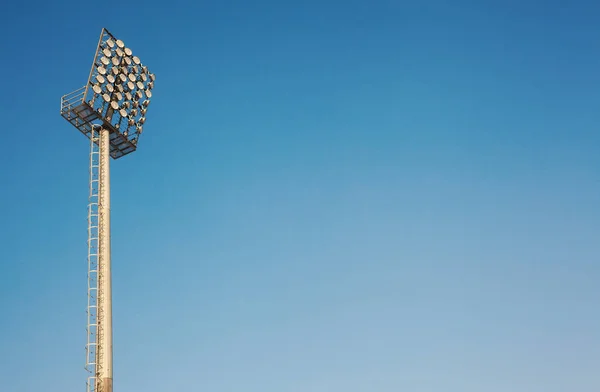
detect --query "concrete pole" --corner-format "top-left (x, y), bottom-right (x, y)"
top-left (98, 127), bottom-right (113, 392)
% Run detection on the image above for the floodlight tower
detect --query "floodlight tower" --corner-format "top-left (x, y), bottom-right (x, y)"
top-left (60, 28), bottom-right (156, 392)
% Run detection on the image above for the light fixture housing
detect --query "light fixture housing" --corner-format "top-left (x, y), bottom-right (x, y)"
top-left (60, 28), bottom-right (155, 159)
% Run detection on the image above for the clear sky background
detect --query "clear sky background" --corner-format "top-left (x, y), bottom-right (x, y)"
top-left (1, 1), bottom-right (599, 391)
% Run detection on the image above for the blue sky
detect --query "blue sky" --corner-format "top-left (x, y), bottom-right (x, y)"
top-left (1, 0), bottom-right (600, 391)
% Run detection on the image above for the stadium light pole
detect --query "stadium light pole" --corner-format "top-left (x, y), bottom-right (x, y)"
top-left (60, 28), bottom-right (156, 392)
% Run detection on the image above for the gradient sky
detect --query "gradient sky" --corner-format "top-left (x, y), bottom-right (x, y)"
top-left (1, 1), bottom-right (600, 391)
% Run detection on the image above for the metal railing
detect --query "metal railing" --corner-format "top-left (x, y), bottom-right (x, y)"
top-left (61, 86), bottom-right (86, 116)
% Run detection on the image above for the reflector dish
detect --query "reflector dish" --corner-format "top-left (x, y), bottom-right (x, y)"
top-left (136, 81), bottom-right (144, 90)
top-left (101, 57), bottom-right (110, 66)
top-left (119, 74), bottom-right (128, 83)
top-left (128, 74), bottom-right (136, 82)
top-left (103, 93), bottom-right (111, 102)
top-left (98, 66), bottom-right (107, 75)
top-left (150, 73), bottom-right (156, 81)
top-left (119, 108), bottom-right (128, 117)
top-left (111, 101), bottom-right (119, 110)
top-left (96, 75), bottom-right (106, 84)
top-left (145, 90), bottom-right (152, 98)
top-left (116, 39), bottom-right (125, 48)
top-left (124, 57), bottom-right (132, 65)
top-left (133, 56), bottom-right (140, 65)
top-left (116, 48), bottom-right (124, 57)
top-left (102, 48), bottom-right (112, 57)
top-left (106, 84), bottom-right (114, 93)
top-left (107, 39), bottom-right (115, 48)
top-left (112, 57), bottom-right (120, 66)
top-left (127, 81), bottom-right (135, 90)
top-left (93, 85), bottom-right (102, 94)
top-left (107, 75), bottom-right (116, 84)
top-left (116, 92), bottom-right (123, 101)
top-left (141, 74), bottom-right (147, 82)
top-left (139, 117), bottom-right (146, 124)
top-left (124, 47), bottom-right (133, 56)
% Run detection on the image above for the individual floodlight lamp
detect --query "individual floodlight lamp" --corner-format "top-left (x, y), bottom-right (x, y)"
top-left (59, 28), bottom-right (156, 392)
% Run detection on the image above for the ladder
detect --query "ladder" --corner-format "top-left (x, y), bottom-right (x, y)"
top-left (86, 127), bottom-right (101, 392)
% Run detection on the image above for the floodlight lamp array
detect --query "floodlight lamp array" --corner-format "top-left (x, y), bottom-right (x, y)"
top-left (84, 29), bottom-right (155, 146)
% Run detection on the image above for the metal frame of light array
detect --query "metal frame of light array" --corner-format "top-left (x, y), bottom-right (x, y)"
top-left (84, 28), bottom-right (155, 157)
top-left (60, 28), bottom-right (155, 159)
